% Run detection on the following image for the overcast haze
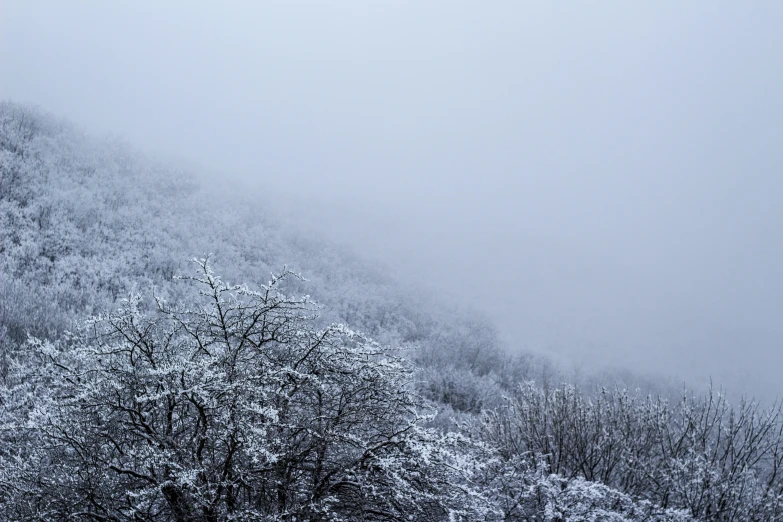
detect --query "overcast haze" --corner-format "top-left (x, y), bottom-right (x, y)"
top-left (2, 2), bottom-right (783, 398)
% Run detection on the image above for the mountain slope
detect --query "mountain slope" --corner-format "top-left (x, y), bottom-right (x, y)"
top-left (3, 102), bottom-right (782, 521)
top-left (0, 101), bottom-right (533, 408)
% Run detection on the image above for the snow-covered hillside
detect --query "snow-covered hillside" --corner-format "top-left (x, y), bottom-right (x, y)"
top-left (2, 102), bottom-right (783, 521)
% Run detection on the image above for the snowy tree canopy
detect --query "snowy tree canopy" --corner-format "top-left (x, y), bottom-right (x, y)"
top-left (0, 258), bottom-right (496, 521)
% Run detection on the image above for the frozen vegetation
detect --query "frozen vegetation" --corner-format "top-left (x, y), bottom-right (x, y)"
top-left (2, 102), bottom-right (783, 520)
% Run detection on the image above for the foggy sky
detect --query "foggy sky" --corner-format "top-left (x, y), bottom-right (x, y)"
top-left (2, 2), bottom-right (783, 398)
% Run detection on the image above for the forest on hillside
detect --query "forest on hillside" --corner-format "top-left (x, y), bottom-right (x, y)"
top-left (2, 102), bottom-right (783, 521)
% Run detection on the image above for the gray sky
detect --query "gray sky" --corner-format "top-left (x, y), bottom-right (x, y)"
top-left (2, 1), bottom-right (783, 398)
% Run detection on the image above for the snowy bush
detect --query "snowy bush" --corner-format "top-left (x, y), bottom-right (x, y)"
top-left (476, 383), bottom-right (783, 521)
